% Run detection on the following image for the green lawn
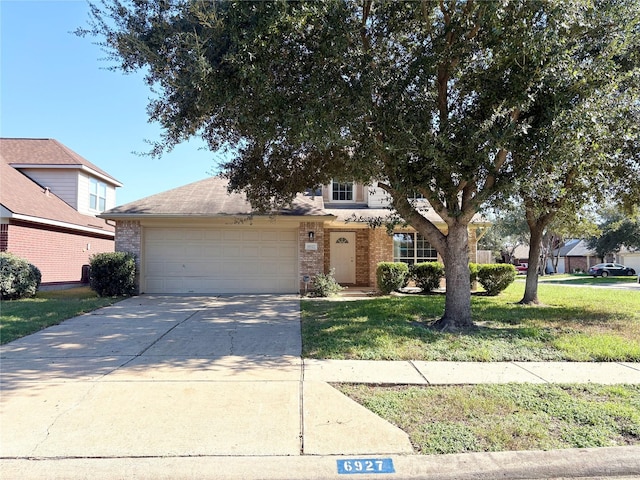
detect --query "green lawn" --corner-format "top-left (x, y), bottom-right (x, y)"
top-left (0, 287), bottom-right (123, 344)
top-left (302, 283), bottom-right (640, 361)
top-left (338, 383), bottom-right (640, 454)
top-left (533, 273), bottom-right (638, 285)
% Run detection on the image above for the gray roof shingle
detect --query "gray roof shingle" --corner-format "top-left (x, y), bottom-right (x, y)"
top-left (102, 176), bottom-right (329, 217)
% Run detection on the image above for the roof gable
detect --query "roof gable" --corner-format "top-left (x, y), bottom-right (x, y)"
top-left (0, 138), bottom-right (122, 186)
top-left (0, 157), bottom-right (114, 235)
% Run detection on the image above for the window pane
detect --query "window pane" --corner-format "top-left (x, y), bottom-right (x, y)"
top-left (90, 194), bottom-right (97, 210)
top-left (332, 182), bottom-right (353, 201)
top-left (394, 232), bottom-right (437, 265)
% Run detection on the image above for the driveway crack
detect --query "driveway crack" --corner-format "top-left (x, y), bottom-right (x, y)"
top-left (116, 309), bottom-right (203, 371)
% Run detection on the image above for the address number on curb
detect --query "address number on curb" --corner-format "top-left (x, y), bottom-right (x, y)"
top-left (337, 458), bottom-right (395, 474)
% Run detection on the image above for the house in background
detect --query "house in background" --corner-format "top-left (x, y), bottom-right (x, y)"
top-left (547, 239), bottom-right (597, 273)
top-left (0, 138), bottom-right (122, 286)
top-left (101, 177), bottom-right (488, 294)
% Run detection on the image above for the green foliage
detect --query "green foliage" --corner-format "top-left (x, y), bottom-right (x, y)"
top-left (477, 264), bottom-right (517, 296)
top-left (0, 252), bottom-right (42, 300)
top-left (410, 262), bottom-right (444, 293)
top-left (589, 207), bottom-right (640, 259)
top-left (311, 269), bottom-right (343, 297)
top-left (376, 262), bottom-right (409, 295)
top-left (89, 252), bottom-right (136, 297)
top-left (469, 263), bottom-right (480, 285)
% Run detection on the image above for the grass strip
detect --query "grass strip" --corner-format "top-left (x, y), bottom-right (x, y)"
top-left (0, 287), bottom-right (123, 344)
top-left (337, 383), bottom-right (640, 454)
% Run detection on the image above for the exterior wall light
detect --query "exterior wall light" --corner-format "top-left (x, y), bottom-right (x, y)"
top-left (308, 231), bottom-right (315, 241)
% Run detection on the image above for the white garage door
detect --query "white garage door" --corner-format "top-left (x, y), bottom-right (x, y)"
top-left (620, 254), bottom-right (640, 272)
top-left (143, 227), bottom-right (299, 294)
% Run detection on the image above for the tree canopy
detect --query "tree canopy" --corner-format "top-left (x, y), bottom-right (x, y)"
top-left (80, 0), bottom-right (640, 329)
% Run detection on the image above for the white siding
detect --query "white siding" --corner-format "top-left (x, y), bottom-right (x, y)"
top-left (19, 169), bottom-right (79, 209)
top-left (366, 186), bottom-right (392, 207)
top-left (105, 184), bottom-right (117, 211)
top-left (77, 173), bottom-right (91, 214)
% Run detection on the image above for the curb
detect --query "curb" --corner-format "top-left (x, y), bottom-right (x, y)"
top-left (2, 446), bottom-right (639, 480)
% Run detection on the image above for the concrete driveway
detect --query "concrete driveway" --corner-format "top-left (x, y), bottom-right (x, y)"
top-left (0, 295), bottom-right (409, 460)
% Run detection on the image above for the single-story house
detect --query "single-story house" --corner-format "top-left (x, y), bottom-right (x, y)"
top-left (0, 138), bottom-right (122, 286)
top-left (547, 239), bottom-right (600, 274)
top-left (101, 177), bottom-right (488, 294)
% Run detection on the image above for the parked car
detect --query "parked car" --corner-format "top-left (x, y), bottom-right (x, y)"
top-left (515, 263), bottom-right (528, 274)
top-left (588, 263), bottom-right (637, 277)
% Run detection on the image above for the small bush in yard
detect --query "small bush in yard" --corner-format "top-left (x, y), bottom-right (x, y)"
top-left (89, 252), bottom-right (136, 297)
top-left (469, 263), bottom-right (479, 284)
top-left (411, 262), bottom-right (444, 293)
top-left (377, 262), bottom-right (409, 294)
top-left (477, 264), bottom-right (516, 296)
top-left (312, 269), bottom-right (344, 297)
top-left (0, 252), bottom-right (42, 300)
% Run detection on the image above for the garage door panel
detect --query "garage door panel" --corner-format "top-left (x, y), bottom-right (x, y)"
top-left (143, 227), bottom-right (298, 294)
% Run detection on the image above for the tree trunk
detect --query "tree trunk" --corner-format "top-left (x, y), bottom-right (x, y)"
top-left (520, 224), bottom-right (544, 304)
top-left (432, 222), bottom-right (473, 330)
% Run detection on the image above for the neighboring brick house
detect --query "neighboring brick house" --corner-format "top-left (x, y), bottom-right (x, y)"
top-left (0, 138), bottom-right (122, 286)
top-left (101, 177), bottom-right (487, 294)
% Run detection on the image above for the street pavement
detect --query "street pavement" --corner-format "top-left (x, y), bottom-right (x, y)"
top-left (1, 294), bottom-right (639, 479)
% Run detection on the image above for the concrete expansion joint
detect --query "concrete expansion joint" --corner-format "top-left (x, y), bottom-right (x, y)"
top-left (409, 360), bottom-right (431, 384)
top-left (511, 361), bottom-right (551, 383)
top-left (227, 319), bottom-right (238, 356)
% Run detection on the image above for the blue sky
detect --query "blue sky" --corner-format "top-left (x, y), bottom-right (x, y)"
top-left (1, 0), bottom-right (226, 205)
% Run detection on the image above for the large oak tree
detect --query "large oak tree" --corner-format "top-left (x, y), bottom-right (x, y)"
top-left (80, 0), bottom-right (639, 329)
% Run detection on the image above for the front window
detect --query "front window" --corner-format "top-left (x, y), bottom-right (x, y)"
top-left (331, 181), bottom-right (354, 201)
top-left (393, 233), bottom-right (438, 265)
top-left (89, 178), bottom-right (107, 212)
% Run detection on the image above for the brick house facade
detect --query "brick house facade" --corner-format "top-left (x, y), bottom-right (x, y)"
top-left (1, 138), bottom-right (121, 285)
top-left (102, 178), bottom-right (487, 294)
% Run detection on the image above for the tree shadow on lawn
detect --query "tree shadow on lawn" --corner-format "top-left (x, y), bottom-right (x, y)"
top-left (301, 296), bottom-right (632, 360)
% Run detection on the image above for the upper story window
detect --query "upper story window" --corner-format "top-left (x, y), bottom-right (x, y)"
top-left (89, 178), bottom-right (107, 212)
top-left (331, 181), bottom-right (354, 202)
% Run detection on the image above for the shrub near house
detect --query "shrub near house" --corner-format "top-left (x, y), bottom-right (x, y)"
top-left (89, 252), bottom-right (136, 297)
top-left (0, 252), bottom-right (42, 300)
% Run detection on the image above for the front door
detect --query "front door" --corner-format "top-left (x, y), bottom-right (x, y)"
top-left (330, 232), bottom-right (356, 284)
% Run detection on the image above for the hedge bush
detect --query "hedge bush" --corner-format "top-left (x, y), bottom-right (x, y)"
top-left (312, 269), bottom-right (344, 297)
top-left (477, 264), bottom-right (516, 296)
top-left (411, 262), bottom-right (444, 293)
top-left (89, 252), bottom-right (136, 297)
top-left (0, 252), bottom-right (42, 300)
top-left (376, 262), bottom-right (409, 294)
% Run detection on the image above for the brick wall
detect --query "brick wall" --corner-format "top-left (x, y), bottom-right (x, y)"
top-left (4, 222), bottom-right (113, 284)
top-left (299, 221), bottom-right (325, 292)
top-left (368, 228), bottom-right (394, 287)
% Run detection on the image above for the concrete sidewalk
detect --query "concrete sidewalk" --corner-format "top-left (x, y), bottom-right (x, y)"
top-left (304, 359), bottom-right (640, 384)
top-left (1, 295), bottom-right (639, 479)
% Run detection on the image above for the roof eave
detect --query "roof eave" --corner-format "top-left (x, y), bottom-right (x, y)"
top-left (4, 212), bottom-right (115, 237)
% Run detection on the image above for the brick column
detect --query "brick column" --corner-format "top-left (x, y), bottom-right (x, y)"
top-left (115, 220), bottom-right (142, 293)
top-left (299, 221), bottom-right (325, 293)
top-left (368, 228), bottom-right (393, 289)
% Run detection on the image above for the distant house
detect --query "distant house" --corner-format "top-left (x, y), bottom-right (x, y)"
top-left (548, 239), bottom-right (599, 274)
top-left (0, 138), bottom-right (122, 286)
top-left (100, 177), bottom-right (489, 294)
